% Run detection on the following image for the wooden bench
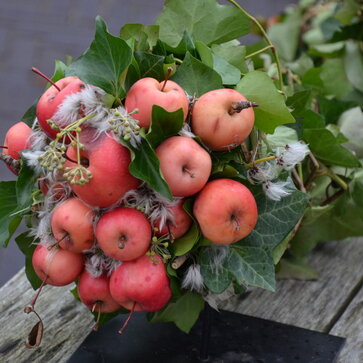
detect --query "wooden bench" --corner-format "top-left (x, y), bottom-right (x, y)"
top-left (1, 239), bottom-right (362, 362)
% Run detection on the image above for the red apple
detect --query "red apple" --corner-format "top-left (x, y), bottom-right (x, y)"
top-left (156, 136), bottom-right (212, 197)
top-left (32, 244), bottom-right (84, 286)
top-left (191, 89), bottom-right (255, 151)
top-left (51, 197), bottom-right (95, 253)
top-left (96, 207), bottom-right (152, 261)
top-left (125, 77), bottom-right (189, 129)
top-left (109, 255), bottom-right (171, 312)
top-left (78, 271), bottom-right (120, 313)
top-left (36, 76), bottom-right (85, 139)
top-left (64, 133), bottom-right (140, 208)
top-left (155, 199), bottom-right (192, 239)
top-left (193, 179), bottom-right (258, 244)
top-left (2, 122), bottom-right (32, 174)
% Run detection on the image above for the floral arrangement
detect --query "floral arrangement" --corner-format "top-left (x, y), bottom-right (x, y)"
top-left (1, 0), bottom-right (362, 347)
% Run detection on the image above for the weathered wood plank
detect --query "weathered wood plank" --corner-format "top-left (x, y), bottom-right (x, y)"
top-left (221, 239), bottom-right (363, 333)
top-left (0, 268), bottom-right (93, 363)
top-left (331, 284), bottom-right (363, 363)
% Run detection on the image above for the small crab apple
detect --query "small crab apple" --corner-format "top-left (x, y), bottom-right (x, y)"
top-left (35, 73), bottom-right (85, 139)
top-left (32, 244), bottom-right (84, 286)
top-left (2, 121), bottom-right (32, 174)
top-left (109, 254), bottom-right (172, 312)
top-left (193, 178), bottom-right (258, 244)
top-left (96, 207), bottom-right (152, 261)
top-left (155, 199), bottom-right (192, 240)
top-left (191, 89), bottom-right (256, 151)
top-left (50, 197), bottom-right (95, 253)
top-left (125, 77), bottom-right (189, 129)
top-left (64, 133), bottom-right (140, 208)
top-left (78, 271), bottom-right (120, 313)
top-left (156, 136), bottom-right (212, 197)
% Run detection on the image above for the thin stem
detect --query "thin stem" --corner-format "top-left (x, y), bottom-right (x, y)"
top-left (161, 67), bottom-right (173, 92)
top-left (245, 45), bottom-right (275, 59)
top-left (245, 155), bottom-right (277, 169)
top-left (32, 67), bottom-right (61, 91)
top-left (226, 0), bottom-right (284, 91)
top-left (292, 168), bottom-right (306, 193)
top-left (118, 301), bottom-right (137, 334)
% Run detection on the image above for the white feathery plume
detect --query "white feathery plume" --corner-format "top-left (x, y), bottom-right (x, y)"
top-left (262, 180), bottom-right (293, 201)
top-left (181, 264), bottom-right (204, 293)
top-left (178, 123), bottom-right (196, 138)
top-left (28, 128), bottom-right (49, 151)
top-left (22, 150), bottom-right (44, 175)
top-left (85, 245), bottom-right (121, 277)
top-left (276, 142), bottom-right (310, 171)
top-left (207, 244), bottom-right (229, 273)
top-left (248, 161), bottom-right (279, 183)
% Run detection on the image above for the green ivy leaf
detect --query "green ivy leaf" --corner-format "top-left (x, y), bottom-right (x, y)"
top-left (133, 52), bottom-right (165, 81)
top-left (66, 16), bottom-right (132, 98)
top-left (120, 135), bottom-right (172, 199)
top-left (21, 103), bottom-right (37, 127)
top-left (148, 292), bottom-right (204, 333)
top-left (171, 52), bottom-right (223, 97)
top-left (162, 31), bottom-right (196, 58)
top-left (50, 60), bottom-right (67, 84)
top-left (242, 186), bottom-right (309, 251)
top-left (227, 245), bottom-right (276, 291)
top-left (198, 247), bottom-right (231, 293)
top-left (146, 106), bottom-right (184, 149)
top-left (303, 128), bottom-right (361, 167)
top-left (344, 41), bottom-right (363, 93)
top-left (236, 71), bottom-right (295, 134)
top-left (120, 24), bottom-right (159, 52)
top-left (155, 0), bottom-right (250, 48)
top-left (15, 232), bottom-right (42, 290)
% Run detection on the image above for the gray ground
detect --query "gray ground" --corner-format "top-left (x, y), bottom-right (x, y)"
top-left (0, 0), bottom-right (297, 286)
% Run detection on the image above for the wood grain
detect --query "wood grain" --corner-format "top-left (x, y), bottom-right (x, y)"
top-left (0, 269), bottom-right (93, 363)
top-left (331, 283), bottom-right (363, 363)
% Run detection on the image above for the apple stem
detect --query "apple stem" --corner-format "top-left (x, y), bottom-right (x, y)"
top-left (228, 101), bottom-right (259, 115)
top-left (166, 221), bottom-right (175, 243)
top-left (118, 301), bottom-right (137, 334)
top-left (32, 67), bottom-right (61, 92)
top-left (24, 276), bottom-right (48, 313)
top-left (0, 145), bottom-right (8, 149)
top-left (160, 67), bottom-right (173, 92)
top-left (48, 232), bottom-right (69, 250)
top-left (182, 166), bottom-right (195, 178)
top-left (92, 302), bottom-right (102, 331)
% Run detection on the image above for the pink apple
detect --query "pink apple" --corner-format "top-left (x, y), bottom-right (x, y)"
top-left (191, 89), bottom-right (255, 151)
top-left (156, 136), bottom-right (212, 197)
top-left (50, 197), bottom-right (95, 253)
top-left (96, 207), bottom-right (152, 261)
top-left (32, 244), bottom-right (84, 286)
top-left (36, 76), bottom-right (85, 139)
top-left (109, 255), bottom-right (171, 312)
top-left (155, 199), bottom-right (192, 239)
top-left (2, 122), bottom-right (32, 174)
top-left (125, 77), bottom-right (189, 129)
top-left (193, 179), bottom-right (258, 244)
top-left (64, 133), bottom-right (140, 208)
top-left (78, 270), bottom-right (120, 313)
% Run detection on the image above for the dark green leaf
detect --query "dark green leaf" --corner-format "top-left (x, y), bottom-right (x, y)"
top-left (227, 245), bottom-right (276, 291)
top-left (120, 135), bottom-right (172, 199)
top-left (241, 186), bottom-right (309, 251)
top-left (309, 41), bottom-right (345, 58)
top-left (171, 52), bottom-right (223, 97)
top-left (335, 0), bottom-right (361, 25)
top-left (155, 0), bottom-right (250, 47)
top-left (352, 178), bottom-right (363, 209)
top-left (199, 246), bottom-right (231, 293)
top-left (344, 41), bottom-right (363, 93)
top-left (120, 24), bottom-right (159, 52)
top-left (286, 90), bottom-right (312, 117)
top-left (320, 17), bottom-right (342, 40)
top-left (133, 52), bottom-right (165, 81)
top-left (15, 232), bottom-right (42, 290)
top-left (236, 71), bottom-right (295, 134)
top-left (319, 97), bottom-right (357, 125)
top-left (146, 106), bottom-right (184, 149)
top-left (303, 128), bottom-right (361, 167)
top-left (66, 16), bottom-right (132, 98)
top-left (51, 60), bottom-right (67, 84)
top-left (21, 103), bottom-right (37, 127)
top-left (302, 110), bottom-right (325, 129)
top-left (302, 67), bottom-right (324, 90)
top-left (149, 292), bottom-right (204, 333)
top-left (163, 31), bottom-right (196, 58)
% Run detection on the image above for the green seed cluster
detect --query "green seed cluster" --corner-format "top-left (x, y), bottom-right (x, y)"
top-left (147, 235), bottom-right (171, 264)
top-left (108, 109), bottom-right (141, 142)
top-left (63, 165), bottom-right (93, 185)
top-left (37, 148), bottom-right (66, 172)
